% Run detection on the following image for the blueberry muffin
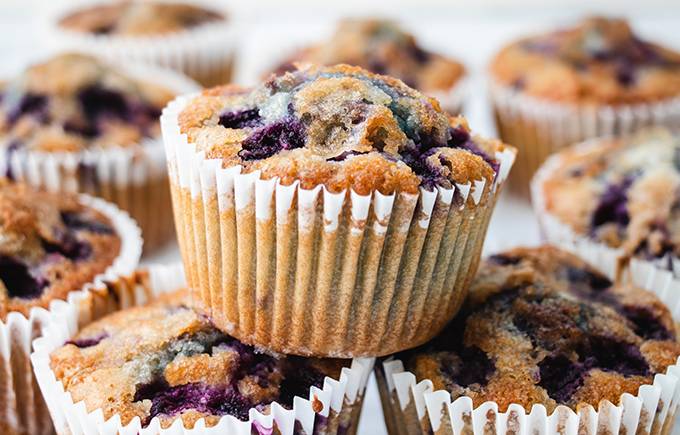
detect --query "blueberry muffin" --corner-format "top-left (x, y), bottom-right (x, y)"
top-left (379, 246), bottom-right (680, 435)
top-left (0, 53), bottom-right (183, 254)
top-left (0, 181), bottom-right (122, 318)
top-left (273, 19), bottom-right (466, 113)
top-left (58, 1), bottom-right (224, 36)
top-left (534, 128), bottom-right (680, 276)
top-left (490, 16), bottom-right (680, 196)
top-left (49, 289), bottom-right (356, 432)
top-left (52, 0), bottom-right (234, 87)
top-left (164, 64), bottom-right (515, 357)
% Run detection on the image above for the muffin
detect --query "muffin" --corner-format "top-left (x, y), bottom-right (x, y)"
top-left (532, 128), bottom-right (680, 286)
top-left (378, 246), bottom-right (680, 435)
top-left (0, 181), bottom-right (141, 435)
top-left (32, 264), bottom-right (373, 435)
top-left (490, 16), bottom-right (680, 196)
top-left (161, 64), bottom-right (516, 357)
top-left (272, 19), bottom-right (467, 114)
top-left (0, 53), bottom-right (197, 254)
top-left (50, 0), bottom-right (235, 87)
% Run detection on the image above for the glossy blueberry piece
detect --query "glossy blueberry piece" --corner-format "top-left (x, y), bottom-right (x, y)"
top-left (238, 117), bottom-right (306, 161)
top-left (591, 176), bottom-right (635, 230)
top-left (218, 108), bottom-right (262, 129)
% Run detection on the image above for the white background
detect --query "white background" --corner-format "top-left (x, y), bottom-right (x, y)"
top-left (2, 1), bottom-right (680, 433)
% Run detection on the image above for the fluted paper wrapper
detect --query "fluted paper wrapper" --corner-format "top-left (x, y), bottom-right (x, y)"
top-left (161, 93), bottom-right (515, 357)
top-left (531, 139), bottom-right (680, 292)
top-left (376, 243), bottom-right (680, 435)
top-left (0, 195), bottom-right (142, 435)
top-left (30, 263), bottom-right (374, 435)
top-left (491, 81), bottom-right (680, 196)
top-left (45, 0), bottom-right (236, 87)
top-left (429, 77), bottom-right (468, 116)
top-left (0, 63), bottom-right (199, 254)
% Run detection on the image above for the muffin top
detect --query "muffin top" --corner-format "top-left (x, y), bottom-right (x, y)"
top-left (540, 128), bottom-right (680, 262)
top-left (58, 1), bottom-right (225, 36)
top-left (50, 289), bottom-right (349, 429)
top-left (400, 246), bottom-right (680, 413)
top-left (0, 181), bottom-right (121, 319)
top-left (179, 64), bottom-right (510, 198)
top-left (0, 53), bottom-right (175, 154)
top-left (274, 19), bottom-right (465, 94)
top-left (491, 17), bottom-right (680, 104)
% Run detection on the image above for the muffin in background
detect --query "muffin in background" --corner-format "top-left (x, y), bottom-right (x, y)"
top-left (490, 16), bottom-right (680, 196)
top-left (49, 0), bottom-right (235, 87)
top-left (0, 53), bottom-right (198, 254)
top-left (533, 127), bottom-right (680, 282)
top-left (162, 63), bottom-right (515, 358)
top-left (0, 181), bottom-right (141, 435)
top-left (378, 246), bottom-right (680, 435)
top-left (32, 265), bottom-right (373, 435)
top-left (272, 19), bottom-right (467, 114)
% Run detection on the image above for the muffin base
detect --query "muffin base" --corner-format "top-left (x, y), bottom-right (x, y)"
top-left (30, 264), bottom-right (374, 435)
top-left (491, 81), bottom-right (680, 197)
top-left (375, 242), bottom-right (680, 435)
top-left (0, 195), bottom-right (141, 435)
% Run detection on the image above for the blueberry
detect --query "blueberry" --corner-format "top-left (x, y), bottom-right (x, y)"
top-left (538, 354), bottom-right (588, 403)
top-left (0, 255), bottom-right (49, 299)
top-left (487, 254), bottom-right (521, 266)
top-left (61, 211), bottom-right (114, 235)
top-left (66, 332), bottom-right (109, 348)
top-left (622, 305), bottom-right (673, 341)
top-left (218, 108), bottom-right (262, 129)
top-left (591, 176), bottom-right (635, 230)
top-left (278, 360), bottom-right (326, 407)
top-left (441, 346), bottom-right (495, 388)
top-left (77, 85), bottom-right (130, 121)
top-left (238, 117), bottom-right (306, 161)
top-left (7, 93), bottom-right (49, 125)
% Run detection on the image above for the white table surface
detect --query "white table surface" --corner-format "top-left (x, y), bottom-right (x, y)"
top-left (3, 1), bottom-right (680, 433)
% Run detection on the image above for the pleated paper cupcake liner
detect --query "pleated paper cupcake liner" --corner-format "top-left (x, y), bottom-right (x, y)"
top-left (30, 263), bottom-right (374, 435)
top-left (429, 77), bottom-right (468, 116)
top-left (0, 195), bottom-right (142, 435)
top-left (531, 138), bottom-right (680, 294)
top-left (490, 80), bottom-right (680, 197)
top-left (45, 0), bottom-right (237, 87)
top-left (376, 241), bottom-right (680, 435)
top-left (161, 93), bottom-right (515, 358)
top-left (0, 62), bottom-right (199, 255)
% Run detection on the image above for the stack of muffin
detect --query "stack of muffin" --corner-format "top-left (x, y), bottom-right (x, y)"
top-left (0, 3), bottom-right (677, 434)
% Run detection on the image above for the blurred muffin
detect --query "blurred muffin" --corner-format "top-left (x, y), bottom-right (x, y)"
top-left (490, 16), bottom-right (680, 196)
top-left (273, 19), bottom-right (467, 114)
top-left (0, 181), bottom-right (140, 435)
top-left (162, 64), bottom-right (515, 357)
top-left (533, 128), bottom-right (680, 279)
top-left (378, 246), bottom-right (680, 435)
top-left (0, 53), bottom-right (196, 254)
top-left (50, 0), bottom-right (235, 87)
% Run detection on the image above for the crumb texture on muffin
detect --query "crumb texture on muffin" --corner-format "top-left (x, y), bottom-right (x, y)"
top-left (491, 17), bottom-right (680, 103)
top-left (0, 181), bottom-right (121, 318)
top-left (50, 289), bottom-right (348, 429)
top-left (274, 19), bottom-right (465, 93)
top-left (179, 64), bottom-right (507, 196)
top-left (400, 246), bottom-right (680, 413)
top-left (58, 1), bottom-right (225, 36)
top-left (541, 128), bottom-right (680, 262)
top-left (0, 53), bottom-right (175, 156)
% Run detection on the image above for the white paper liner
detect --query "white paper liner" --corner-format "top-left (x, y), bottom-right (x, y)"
top-left (30, 263), bottom-right (374, 435)
top-left (0, 60), bottom-right (199, 254)
top-left (0, 194), bottom-right (141, 435)
top-left (490, 80), bottom-right (680, 196)
top-left (531, 137), bottom-right (680, 296)
top-left (45, 0), bottom-right (237, 87)
top-left (429, 76), bottom-right (468, 116)
top-left (161, 92), bottom-right (516, 357)
top-left (377, 242), bottom-right (680, 435)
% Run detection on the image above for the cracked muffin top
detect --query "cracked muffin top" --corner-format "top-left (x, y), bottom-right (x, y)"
top-left (539, 128), bottom-right (680, 264)
top-left (58, 1), bottom-right (225, 36)
top-left (491, 17), bottom-right (680, 104)
top-left (0, 181), bottom-right (121, 319)
top-left (178, 64), bottom-right (510, 198)
top-left (50, 289), bottom-right (349, 429)
top-left (398, 246), bottom-right (680, 413)
top-left (273, 19), bottom-right (465, 94)
top-left (0, 53), bottom-right (175, 155)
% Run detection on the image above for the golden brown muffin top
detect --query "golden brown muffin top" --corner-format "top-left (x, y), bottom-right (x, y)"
top-left (491, 17), bottom-right (680, 104)
top-left (179, 64), bottom-right (511, 199)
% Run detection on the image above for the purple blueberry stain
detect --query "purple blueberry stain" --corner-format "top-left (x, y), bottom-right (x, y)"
top-left (6, 93), bottom-right (49, 125)
top-left (622, 305), bottom-right (673, 341)
top-left (67, 332), bottom-right (109, 348)
top-left (538, 354), bottom-right (588, 403)
top-left (238, 117), bottom-right (306, 161)
top-left (591, 176), bottom-right (636, 231)
top-left (487, 254), bottom-right (522, 266)
top-left (0, 255), bottom-right (49, 299)
top-left (440, 346), bottom-right (495, 388)
top-left (218, 108), bottom-right (262, 129)
top-left (61, 211), bottom-right (114, 235)
top-left (78, 85), bottom-right (130, 122)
